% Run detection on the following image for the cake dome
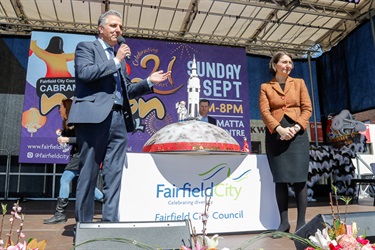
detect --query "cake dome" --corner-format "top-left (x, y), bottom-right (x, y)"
top-left (142, 120), bottom-right (241, 153)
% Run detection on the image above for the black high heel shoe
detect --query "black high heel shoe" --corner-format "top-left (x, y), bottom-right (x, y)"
top-left (280, 226), bottom-right (290, 233)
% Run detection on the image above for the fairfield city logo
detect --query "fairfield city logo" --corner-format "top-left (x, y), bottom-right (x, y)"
top-left (156, 163), bottom-right (251, 201)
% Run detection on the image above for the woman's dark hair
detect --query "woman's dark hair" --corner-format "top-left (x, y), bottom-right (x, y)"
top-left (61, 98), bottom-right (72, 130)
top-left (269, 51), bottom-right (293, 76)
top-left (45, 36), bottom-right (64, 54)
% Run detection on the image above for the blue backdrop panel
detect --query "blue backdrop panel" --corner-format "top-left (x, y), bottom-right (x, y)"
top-left (317, 16), bottom-right (375, 116)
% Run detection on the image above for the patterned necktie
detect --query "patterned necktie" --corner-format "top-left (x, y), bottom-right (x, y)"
top-left (107, 47), bottom-right (123, 105)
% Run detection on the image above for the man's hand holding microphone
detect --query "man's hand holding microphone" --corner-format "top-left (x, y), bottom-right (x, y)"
top-left (116, 36), bottom-right (131, 62)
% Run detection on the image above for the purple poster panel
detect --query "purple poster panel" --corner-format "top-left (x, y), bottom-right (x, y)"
top-left (19, 31), bottom-right (250, 163)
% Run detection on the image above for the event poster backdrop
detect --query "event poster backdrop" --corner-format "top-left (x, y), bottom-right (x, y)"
top-left (19, 31), bottom-right (250, 163)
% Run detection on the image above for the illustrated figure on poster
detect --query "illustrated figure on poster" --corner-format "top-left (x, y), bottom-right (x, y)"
top-left (30, 36), bottom-right (74, 77)
top-left (176, 101), bottom-right (188, 122)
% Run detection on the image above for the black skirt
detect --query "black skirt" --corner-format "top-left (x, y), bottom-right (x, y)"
top-left (65, 152), bottom-right (80, 171)
top-left (265, 115), bottom-right (310, 183)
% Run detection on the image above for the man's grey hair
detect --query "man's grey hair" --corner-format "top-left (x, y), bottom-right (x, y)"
top-left (98, 10), bottom-right (122, 27)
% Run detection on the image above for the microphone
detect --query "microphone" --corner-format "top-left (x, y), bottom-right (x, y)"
top-left (117, 36), bottom-right (130, 60)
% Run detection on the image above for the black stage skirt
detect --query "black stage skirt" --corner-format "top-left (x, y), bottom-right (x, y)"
top-left (265, 115), bottom-right (310, 183)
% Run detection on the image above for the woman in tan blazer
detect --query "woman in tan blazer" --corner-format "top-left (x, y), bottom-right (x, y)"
top-left (259, 52), bottom-right (312, 234)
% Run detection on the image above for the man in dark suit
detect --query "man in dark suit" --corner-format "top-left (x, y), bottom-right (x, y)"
top-left (68, 10), bottom-right (170, 223)
top-left (199, 99), bottom-right (217, 125)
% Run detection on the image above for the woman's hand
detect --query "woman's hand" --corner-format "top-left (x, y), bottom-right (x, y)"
top-left (276, 126), bottom-right (295, 140)
top-left (57, 136), bottom-right (69, 144)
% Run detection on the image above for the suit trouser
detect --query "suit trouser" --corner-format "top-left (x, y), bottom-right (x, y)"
top-left (75, 109), bottom-right (128, 222)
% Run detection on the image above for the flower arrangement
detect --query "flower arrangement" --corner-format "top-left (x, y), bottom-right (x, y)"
top-left (303, 186), bottom-right (375, 250)
top-left (180, 196), bottom-right (229, 250)
top-left (227, 185), bottom-right (375, 250)
top-left (0, 201), bottom-right (46, 250)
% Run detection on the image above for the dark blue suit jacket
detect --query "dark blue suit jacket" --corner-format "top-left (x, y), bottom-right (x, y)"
top-left (68, 39), bottom-right (152, 132)
top-left (208, 116), bottom-right (217, 125)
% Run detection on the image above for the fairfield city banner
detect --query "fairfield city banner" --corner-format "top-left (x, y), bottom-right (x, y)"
top-left (19, 31), bottom-right (250, 163)
top-left (118, 153), bottom-right (279, 233)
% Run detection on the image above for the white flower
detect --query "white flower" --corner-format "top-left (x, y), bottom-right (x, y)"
top-left (197, 234), bottom-right (223, 249)
top-left (309, 228), bottom-right (332, 249)
top-left (352, 222), bottom-right (358, 238)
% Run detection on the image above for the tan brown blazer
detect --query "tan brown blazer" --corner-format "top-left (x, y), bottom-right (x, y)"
top-left (259, 76), bottom-right (312, 133)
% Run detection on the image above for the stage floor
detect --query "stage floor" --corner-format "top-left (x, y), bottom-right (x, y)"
top-left (0, 197), bottom-right (373, 250)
